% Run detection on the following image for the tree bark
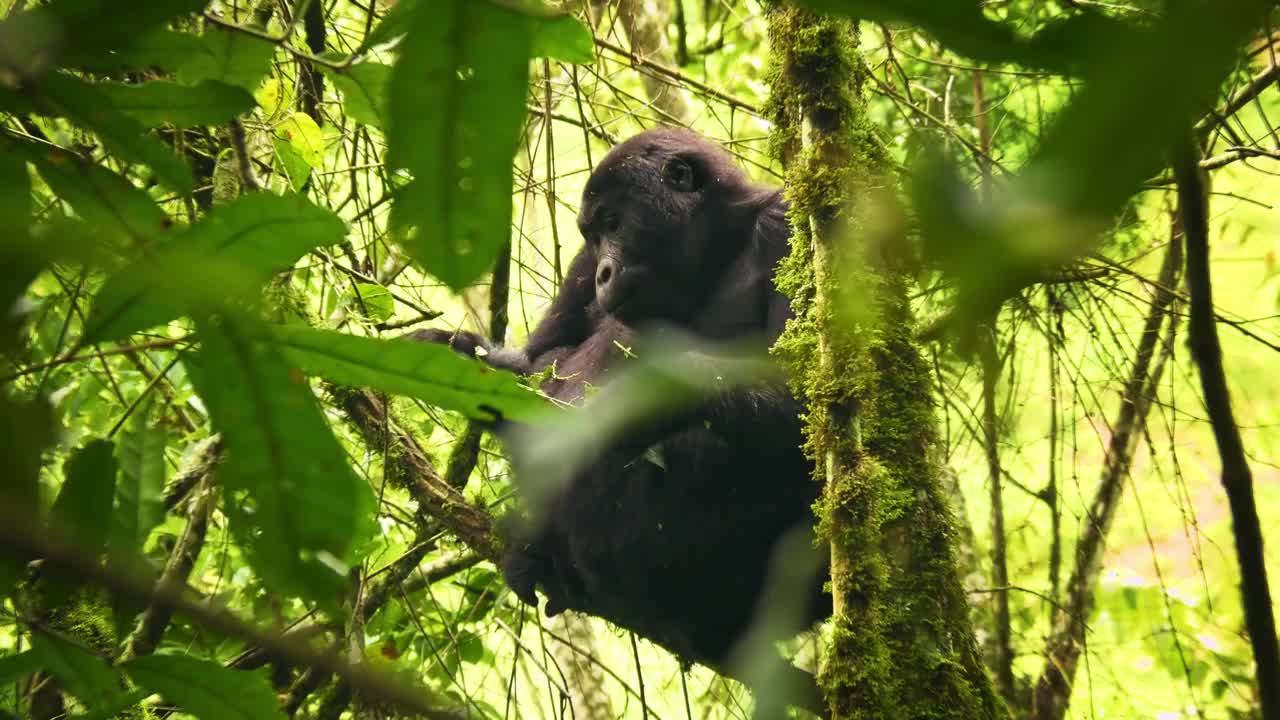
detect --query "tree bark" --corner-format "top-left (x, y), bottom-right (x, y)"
top-left (765, 7), bottom-right (1002, 720)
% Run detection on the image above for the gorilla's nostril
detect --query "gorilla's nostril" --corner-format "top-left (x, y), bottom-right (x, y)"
top-left (596, 261), bottom-right (614, 287)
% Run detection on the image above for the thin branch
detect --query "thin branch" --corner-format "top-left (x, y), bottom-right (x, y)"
top-left (1175, 136), bottom-right (1280, 720)
top-left (1030, 200), bottom-right (1183, 720)
top-left (0, 519), bottom-right (467, 720)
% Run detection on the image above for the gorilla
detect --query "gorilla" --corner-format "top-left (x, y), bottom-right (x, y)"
top-left (414, 128), bottom-right (826, 700)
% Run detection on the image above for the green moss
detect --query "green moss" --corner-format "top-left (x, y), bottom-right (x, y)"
top-left (765, 6), bottom-right (1003, 719)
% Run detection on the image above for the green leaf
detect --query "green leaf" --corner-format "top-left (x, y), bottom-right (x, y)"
top-left (85, 193), bottom-right (346, 343)
top-left (124, 654), bottom-right (286, 720)
top-left (185, 315), bottom-right (375, 609)
top-left (101, 80), bottom-right (256, 128)
top-left (325, 62), bottom-right (391, 129)
top-left (178, 26), bottom-right (276, 92)
top-left (0, 0), bottom-right (209, 77)
top-left (530, 13), bottom-right (594, 63)
top-left (30, 633), bottom-right (125, 708)
top-left (0, 395), bottom-right (53, 598)
top-left (269, 324), bottom-right (543, 422)
top-left (272, 111), bottom-right (325, 188)
top-left (355, 0), bottom-right (420, 53)
top-left (0, 650), bottom-right (39, 685)
top-left (35, 73), bottom-right (195, 193)
top-left (905, 0), bottom-right (1266, 334)
top-left (387, 0), bottom-right (531, 291)
top-left (0, 149), bottom-right (37, 348)
top-left (51, 439), bottom-right (119, 554)
top-left (13, 138), bottom-right (173, 252)
top-left (112, 398), bottom-right (167, 556)
top-left (81, 30), bottom-right (211, 74)
top-left (351, 283), bottom-right (394, 323)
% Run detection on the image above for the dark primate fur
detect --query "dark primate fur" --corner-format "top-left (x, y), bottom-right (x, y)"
top-left (412, 128), bottom-right (826, 693)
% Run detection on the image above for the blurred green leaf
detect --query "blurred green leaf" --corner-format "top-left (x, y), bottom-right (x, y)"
top-left (326, 61), bottom-right (391, 129)
top-left (33, 73), bottom-right (195, 193)
top-left (798, 0), bottom-right (1132, 72)
top-left (0, 394), bottom-right (52, 599)
top-left (123, 654), bottom-right (286, 720)
top-left (906, 0), bottom-right (1266, 336)
top-left (79, 29), bottom-right (211, 74)
top-left (177, 26), bottom-right (275, 92)
top-left (268, 324), bottom-right (543, 422)
top-left (30, 632), bottom-right (125, 708)
top-left (85, 193), bottom-right (346, 343)
top-left (273, 111), bottom-right (325, 189)
top-left (355, 0), bottom-right (420, 53)
top-left (12, 138), bottom-right (173, 252)
top-left (185, 315), bottom-right (375, 609)
top-left (387, 0), bottom-right (531, 291)
top-left (530, 13), bottom-right (594, 63)
top-left (0, 149), bottom-right (37, 348)
top-left (50, 439), bottom-right (118, 555)
top-left (101, 80), bottom-right (256, 128)
top-left (0, 0), bottom-right (209, 78)
top-left (111, 398), bottom-right (167, 556)
top-left (0, 650), bottom-right (39, 685)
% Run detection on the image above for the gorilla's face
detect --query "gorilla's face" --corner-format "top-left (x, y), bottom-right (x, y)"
top-left (576, 129), bottom-right (748, 326)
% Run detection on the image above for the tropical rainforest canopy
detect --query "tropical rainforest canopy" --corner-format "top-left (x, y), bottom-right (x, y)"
top-left (1, 1), bottom-right (1278, 719)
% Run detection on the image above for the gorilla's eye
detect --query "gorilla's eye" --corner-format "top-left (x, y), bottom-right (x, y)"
top-left (598, 208), bottom-right (620, 233)
top-left (661, 158), bottom-right (698, 192)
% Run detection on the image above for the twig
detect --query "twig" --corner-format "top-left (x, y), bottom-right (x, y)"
top-left (1030, 188), bottom-right (1184, 720)
top-left (0, 519), bottom-right (467, 720)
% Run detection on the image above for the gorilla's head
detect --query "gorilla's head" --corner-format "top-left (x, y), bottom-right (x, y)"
top-left (576, 128), bottom-right (763, 325)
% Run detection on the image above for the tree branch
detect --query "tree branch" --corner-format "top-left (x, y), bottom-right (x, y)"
top-left (1175, 135), bottom-right (1280, 720)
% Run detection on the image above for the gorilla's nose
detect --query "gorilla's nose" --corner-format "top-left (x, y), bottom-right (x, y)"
top-left (595, 258), bottom-right (616, 290)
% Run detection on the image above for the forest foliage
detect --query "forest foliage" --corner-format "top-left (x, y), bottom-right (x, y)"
top-left (1, 0), bottom-right (1279, 719)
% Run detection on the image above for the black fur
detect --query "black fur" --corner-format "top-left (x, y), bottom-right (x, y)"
top-left (412, 129), bottom-right (826, 679)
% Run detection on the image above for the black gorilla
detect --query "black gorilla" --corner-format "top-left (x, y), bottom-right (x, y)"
top-left (414, 128), bottom-right (826, 684)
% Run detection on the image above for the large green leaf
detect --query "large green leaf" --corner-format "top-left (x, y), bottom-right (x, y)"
top-left (269, 324), bottom-right (543, 422)
top-left (30, 633), bottom-right (125, 709)
top-left (177, 26), bottom-right (276, 92)
top-left (0, 650), bottom-right (39, 685)
top-left (0, 149), bottom-right (37, 349)
top-left (0, 0), bottom-right (209, 78)
top-left (11, 138), bottom-right (173, 252)
top-left (85, 193), bottom-right (347, 343)
top-left (50, 439), bottom-right (119, 554)
top-left (79, 30), bottom-right (211, 74)
top-left (101, 80), bottom-right (256, 128)
top-left (799, 0), bottom-right (1133, 73)
top-left (0, 395), bottom-right (52, 599)
top-left (124, 654), bottom-right (285, 720)
top-left (35, 73), bottom-right (195, 193)
top-left (387, 0), bottom-right (531, 291)
top-left (185, 315), bottom-right (376, 609)
top-left (895, 0), bottom-right (1268, 331)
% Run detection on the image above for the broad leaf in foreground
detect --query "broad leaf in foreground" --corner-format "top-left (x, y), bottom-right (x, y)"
top-left (124, 654), bottom-right (285, 720)
top-left (387, 0), bottom-right (530, 291)
top-left (101, 80), bottom-right (256, 128)
top-left (85, 193), bottom-right (347, 343)
top-left (269, 324), bottom-right (543, 422)
top-left (185, 315), bottom-right (375, 609)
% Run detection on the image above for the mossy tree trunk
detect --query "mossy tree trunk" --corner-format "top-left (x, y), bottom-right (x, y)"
top-left (764, 7), bottom-right (1004, 719)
